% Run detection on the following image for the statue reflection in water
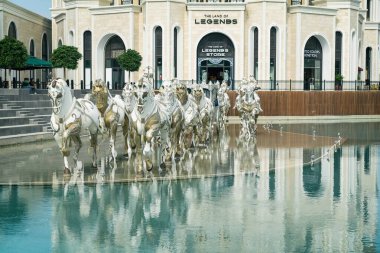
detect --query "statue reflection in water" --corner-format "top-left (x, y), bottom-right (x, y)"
top-left (52, 163), bottom-right (241, 252)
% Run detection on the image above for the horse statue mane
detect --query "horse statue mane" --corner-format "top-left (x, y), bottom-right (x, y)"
top-left (48, 78), bottom-right (74, 116)
top-left (91, 78), bottom-right (129, 163)
top-left (92, 79), bottom-right (110, 115)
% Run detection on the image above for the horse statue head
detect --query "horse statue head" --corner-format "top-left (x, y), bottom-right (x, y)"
top-left (92, 79), bottom-right (109, 115)
top-left (160, 80), bottom-right (177, 106)
top-left (134, 74), bottom-right (155, 114)
top-left (122, 82), bottom-right (136, 114)
top-left (47, 78), bottom-right (73, 116)
top-left (175, 80), bottom-right (190, 106)
top-left (192, 83), bottom-right (206, 104)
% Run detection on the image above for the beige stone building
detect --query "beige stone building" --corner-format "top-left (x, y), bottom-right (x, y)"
top-left (0, 0), bottom-right (52, 87)
top-left (51, 0), bottom-right (380, 90)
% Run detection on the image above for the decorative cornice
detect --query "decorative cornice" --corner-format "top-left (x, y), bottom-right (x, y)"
top-left (0, 0), bottom-right (51, 26)
top-left (288, 5), bottom-right (337, 16)
top-left (324, 0), bottom-right (361, 10)
top-left (89, 5), bottom-right (141, 15)
top-left (364, 22), bottom-right (380, 30)
top-left (52, 12), bottom-right (66, 23)
top-left (187, 3), bottom-right (245, 11)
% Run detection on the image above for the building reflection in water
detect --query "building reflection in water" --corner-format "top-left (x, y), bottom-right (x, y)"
top-left (0, 124), bottom-right (378, 252)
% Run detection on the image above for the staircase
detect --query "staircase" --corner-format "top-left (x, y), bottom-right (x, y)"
top-left (0, 89), bottom-right (52, 146)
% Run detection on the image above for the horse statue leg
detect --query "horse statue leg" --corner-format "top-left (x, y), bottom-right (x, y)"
top-left (105, 110), bottom-right (118, 164)
top-left (122, 116), bottom-right (130, 158)
top-left (88, 124), bottom-right (98, 168)
top-left (57, 134), bottom-right (71, 175)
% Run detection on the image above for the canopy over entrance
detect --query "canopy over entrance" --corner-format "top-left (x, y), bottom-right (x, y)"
top-left (15, 55), bottom-right (52, 70)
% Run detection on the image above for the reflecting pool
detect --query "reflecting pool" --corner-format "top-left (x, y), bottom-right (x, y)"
top-left (0, 122), bottom-right (379, 252)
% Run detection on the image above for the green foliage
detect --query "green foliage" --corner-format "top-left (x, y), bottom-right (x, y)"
top-left (117, 49), bottom-right (142, 73)
top-left (51, 45), bottom-right (82, 70)
top-left (335, 74), bottom-right (344, 81)
top-left (0, 36), bottom-right (28, 69)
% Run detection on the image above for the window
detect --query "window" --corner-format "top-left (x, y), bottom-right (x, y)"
top-left (42, 34), bottom-right (49, 82)
top-left (253, 28), bottom-right (258, 79)
top-left (154, 26), bottom-right (163, 89)
top-left (365, 47), bottom-right (372, 82)
top-left (30, 40), bottom-right (35, 56)
top-left (270, 27), bottom-right (277, 89)
top-left (335, 32), bottom-right (342, 76)
top-left (8, 22), bottom-right (17, 39)
top-left (173, 27), bottom-right (178, 78)
top-left (83, 31), bottom-right (92, 89)
top-left (367, 0), bottom-right (372, 20)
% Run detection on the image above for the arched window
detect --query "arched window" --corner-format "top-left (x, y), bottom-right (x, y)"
top-left (269, 27), bottom-right (277, 89)
top-left (365, 47), bottom-right (372, 83)
top-left (30, 40), bottom-right (35, 56)
top-left (367, 0), bottom-right (372, 20)
top-left (58, 39), bottom-right (63, 47)
top-left (105, 35), bottom-right (125, 89)
top-left (304, 36), bottom-right (323, 90)
top-left (42, 34), bottom-right (48, 60)
top-left (335, 32), bottom-right (342, 76)
top-left (253, 27), bottom-right (259, 79)
top-left (8, 22), bottom-right (17, 39)
top-left (173, 27), bottom-right (178, 78)
top-left (42, 34), bottom-right (49, 82)
top-left (154, 26), bottom-right (163, 89)
top-left (83, 31), bottom-right (92, 89)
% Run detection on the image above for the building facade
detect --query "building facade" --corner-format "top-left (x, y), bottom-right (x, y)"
top-left (51, 0), bottom-right (380, 90)
top-left (0, 0), bottom-right (52, 86)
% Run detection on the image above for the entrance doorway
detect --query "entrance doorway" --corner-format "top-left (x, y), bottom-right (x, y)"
top-left (197, 33), bottom-right (234, 88)
top-left (105, 35), bottom-right (125, 90)
top-left (304, 36), bottom-right (322, 90)
top-left (199, 60), bottom-right (232, 84)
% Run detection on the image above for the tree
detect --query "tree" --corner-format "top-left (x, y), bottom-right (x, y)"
top-left (0, 36), bottom-right (28, 85)
top-left (51, 45), bottom-right (82, 80)
top-left (117, 49), bottom-right (142, 83)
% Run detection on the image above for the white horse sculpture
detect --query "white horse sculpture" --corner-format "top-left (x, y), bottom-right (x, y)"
top-left (48, 78), bottom-right (101, 174)
top-left (235, 77), bottom-right (262, 140)
top-left (217, 80), bottom-right (231, 128)
top-left (175, 81), bottom-right (199, 150)
top-left (158, 80), bottom-right (185, 161)
top-left (90, 79), bottom-right (128, 163)
top-left (192, 83), bottom-right (213, 146)
top-left (121, 82), bottom-right (137, 156)
top-left (130, 74), bottom-right (170, 171)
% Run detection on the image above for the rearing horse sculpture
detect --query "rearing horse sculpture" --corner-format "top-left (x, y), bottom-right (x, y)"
top-left (235, 77), bottom-right (262, 140)
top-left (91, 79), bottom-right (128, 162)
top-left (48, 78), bottom-right (101, 174)
top-left (175, 81), bottom-right (199, 150)
top-left (158, 80), bottom-right (185, 161)
top-left (121, 82), bottom-right (137, 155)
top-left (192, 83), bottom-right (213, 146)
top-left (130, 74), bottom-right (170, 171)
top-left (217, 80), bottom-right (231, 128)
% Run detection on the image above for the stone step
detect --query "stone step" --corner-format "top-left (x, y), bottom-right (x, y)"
top-left (0, 115), bottom-right (50, 126)
top-left (0, 108), bottom-right (22, 117)
top-left (0, 123), bottom-right (50, 137)
top-left (1, 100), bottom-right (51, 108)
top-left (17, 107), bottom-right (52, 116)
top-left (1, 104), bottom-right (22, 110)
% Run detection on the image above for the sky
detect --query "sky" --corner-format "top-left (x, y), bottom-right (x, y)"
top-left (9, 0), bottom-right (51, 19)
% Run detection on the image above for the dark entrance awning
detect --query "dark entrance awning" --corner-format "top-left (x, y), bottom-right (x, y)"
top-left (15, 56), bottom-right (52, 70)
